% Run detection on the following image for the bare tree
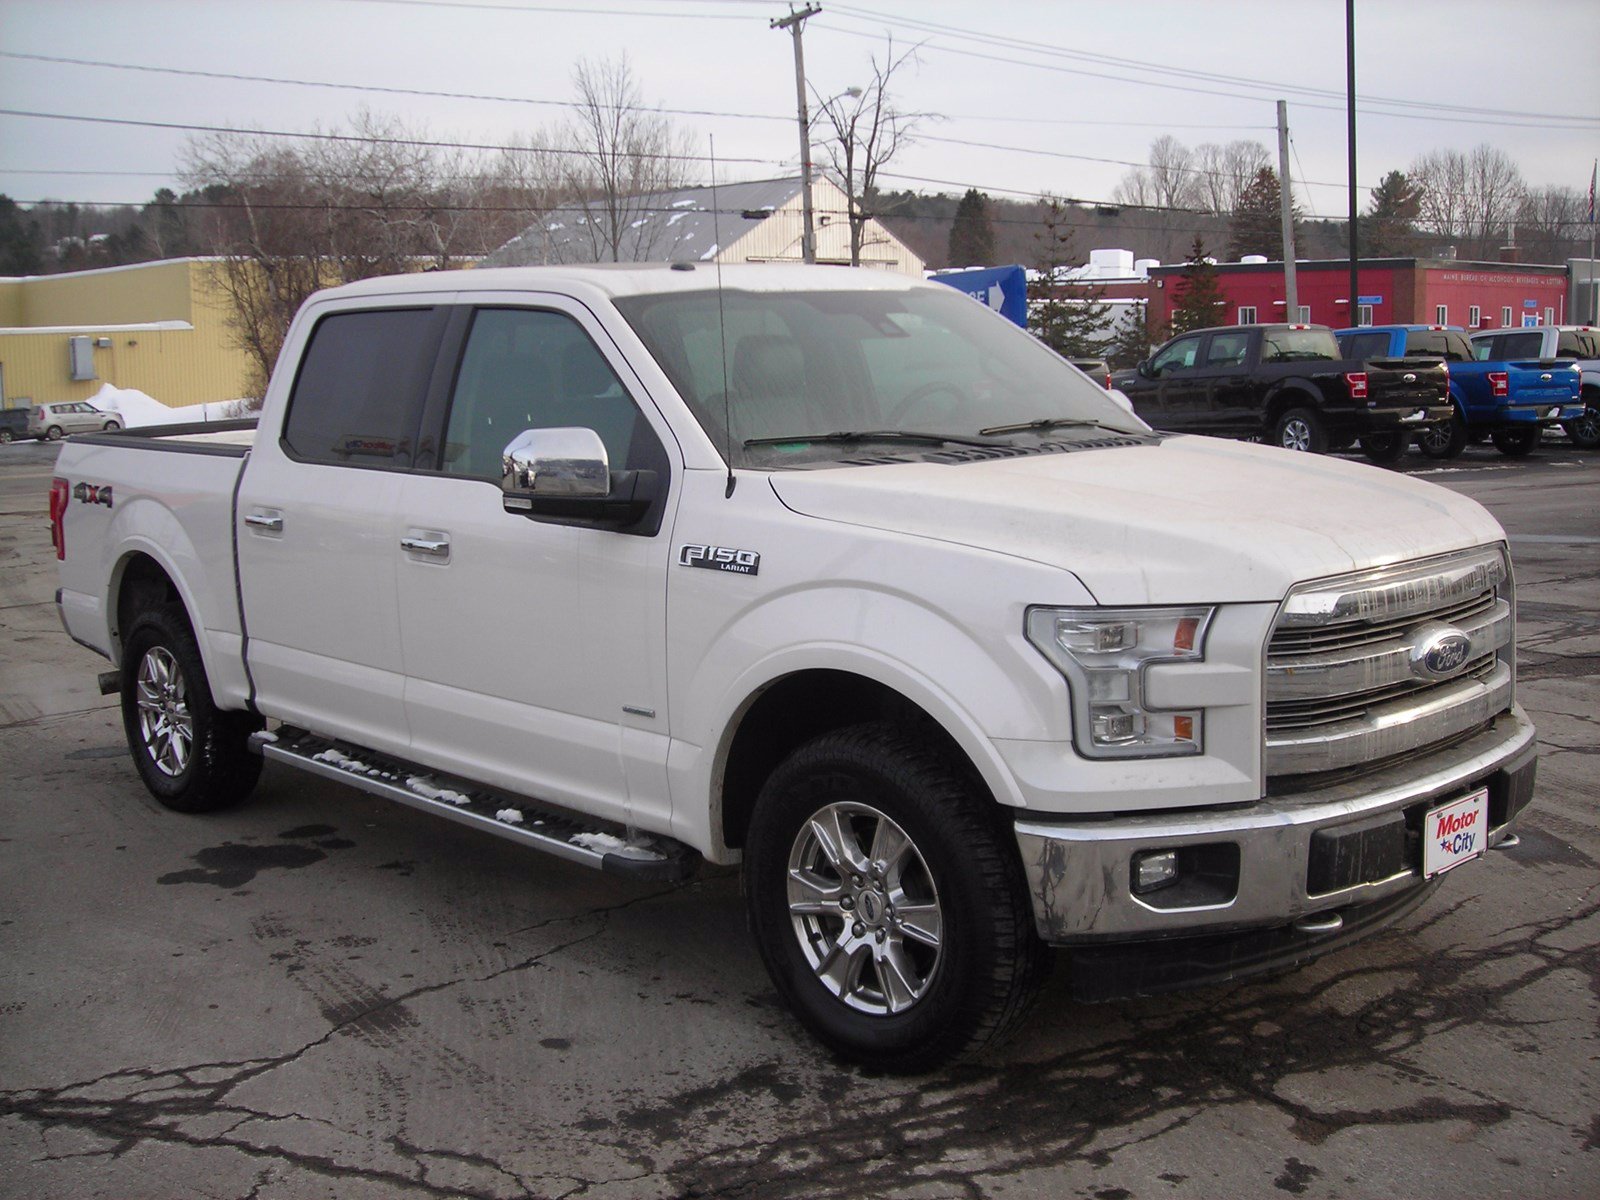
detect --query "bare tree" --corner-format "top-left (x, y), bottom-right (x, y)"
top-left (1411, 144), bottom-right (1526, 258)
top-left (813, 39), bottom-right (925, 266)
top-left (1192, 140), bottom-right (1272, 215)
top-left (1517, 185), bottom-right (1585, 264)
top-left (557, 55), bottom-right (696, 263)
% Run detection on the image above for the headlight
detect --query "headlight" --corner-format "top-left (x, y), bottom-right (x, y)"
top-left (1026, 606), bottom-right (1214, 758)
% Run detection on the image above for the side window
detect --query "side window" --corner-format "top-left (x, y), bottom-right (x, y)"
top-left (1205, 331), bottom-right (1250, 366)
top-left (441, 308), bottom-right (652, 481)
top-left (1500, 331), bottom-right (1544, 359)
top-left (1344, 332), bottom-right (1387, 361)
top-left (284, 308), bottom-right (440, 469)
top-left (1151, 336), bottom-right (1201, 374)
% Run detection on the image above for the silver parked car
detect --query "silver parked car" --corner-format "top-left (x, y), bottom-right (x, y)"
top-left (28, 401), bottom-right (122, 440)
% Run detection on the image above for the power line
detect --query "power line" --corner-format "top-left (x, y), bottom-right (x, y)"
top-left (825, 2), bottom-right (1600, 126)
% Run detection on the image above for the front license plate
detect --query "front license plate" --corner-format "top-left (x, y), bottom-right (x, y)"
top-left (1423, 787), bottom-right (1489, 878)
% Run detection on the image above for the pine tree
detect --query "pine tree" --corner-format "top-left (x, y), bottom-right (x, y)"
top-left (1105, 304), bottom-right (1164, 369)
top-left (1364, 170), bottom-right (1423, 257)
top-left (946, 188), bottom-right (995, 267)
top-left (1169, 236), bottom-right (1227, 335)
top-left (1029, 195), bottom-right (1110, 356)
top-left (1227, 167), bottom-right (1298, 261)
top-left (0, 196), bottom-right (43, 275)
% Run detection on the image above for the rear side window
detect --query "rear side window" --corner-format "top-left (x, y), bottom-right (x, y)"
top-left (1493, 331), bottom-right (1545, 360)
top-left (283, 308), bottom-right (440, 468)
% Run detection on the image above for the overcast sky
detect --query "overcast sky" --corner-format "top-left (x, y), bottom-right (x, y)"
top-left (2, 0), bottom-right (1597, 224)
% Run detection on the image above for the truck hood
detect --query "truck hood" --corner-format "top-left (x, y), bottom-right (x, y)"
top-left (766, 436), bottom-right (1505, 605)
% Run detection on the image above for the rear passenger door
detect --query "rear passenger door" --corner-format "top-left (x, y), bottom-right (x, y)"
top-left (1199, 329), bottom-right (1256, 434)
top-left (238, 303), bottom-right (451, 758)
top-left (393, 298), bottom-right (678, 831)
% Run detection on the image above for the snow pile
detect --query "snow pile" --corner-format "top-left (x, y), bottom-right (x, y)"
top-left (311, 747), bottom-right (385, 778)
top-left (88, 383), bottom-right (257, 428)
top-left (495, 808), bottom-right (525, 825)
top-left (407, 776), bottom-right (471, 806)
top-left (570, 831), bottom-right (665, 861)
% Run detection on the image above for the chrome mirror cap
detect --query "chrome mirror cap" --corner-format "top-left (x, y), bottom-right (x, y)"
top-left (502, 427), bottom-right (610, 498)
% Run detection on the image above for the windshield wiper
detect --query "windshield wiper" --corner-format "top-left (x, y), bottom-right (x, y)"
top-left (743, 429), bottom-right (1002, 449)
top-left (977, 417), bottom-right (1127, 436)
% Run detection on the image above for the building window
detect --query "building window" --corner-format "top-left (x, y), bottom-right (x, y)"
top-left (1357, 304), bottom-right (1374, 327)
top-left (1468, 305), bottom-right (1481, 328)
top-left (1297, 305), bottom-right (1311, 323)
top-left (1435, 305), bottom-right (1448, 325)
top-left (1501, 306), bottom-right (1513, 326)
top-left (1544, 307), bottom-right (1555, 326)
top-left (1237, 305), bottom-right (1257, 325)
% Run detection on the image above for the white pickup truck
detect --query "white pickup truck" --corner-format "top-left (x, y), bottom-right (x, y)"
top-left (52, 265), bottom-right (1537, 1071)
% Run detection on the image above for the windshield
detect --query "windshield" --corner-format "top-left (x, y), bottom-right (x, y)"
top-left (614, 286), bottom-right (1144, 467)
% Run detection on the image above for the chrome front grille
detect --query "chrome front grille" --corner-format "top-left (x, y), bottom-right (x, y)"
top-left (1265, 546), bottom-right (1514, 778)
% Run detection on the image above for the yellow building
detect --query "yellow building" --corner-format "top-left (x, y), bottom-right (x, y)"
top-left (0, 258), bottom-right (255, 411)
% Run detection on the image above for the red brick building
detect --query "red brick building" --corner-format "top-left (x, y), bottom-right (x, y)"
top-left (1145, 258), bottom-right (1570, 332)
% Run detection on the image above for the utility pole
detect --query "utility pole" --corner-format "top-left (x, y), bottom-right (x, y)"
top-left (773, 4), bottom-right (822, 265)
top-left (1346, 0), bottom-right (1359, 325)
top-left (1277, 100), bottom-right (1298, 320)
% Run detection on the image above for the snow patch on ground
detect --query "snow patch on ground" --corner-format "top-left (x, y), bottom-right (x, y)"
top-left (699, 243), bottom-right (719, 261)
top-left (495, 808), bottom-right (525, 825)
top-left (569, 831), bottom-right (665, 861)
top-left (88, 383), bottom-right (256, 428)
top-left (407, 776), bottom-right (471, 806)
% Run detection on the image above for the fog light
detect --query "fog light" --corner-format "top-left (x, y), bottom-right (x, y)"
top-left (1132, 849), bottom-right (1180, 894)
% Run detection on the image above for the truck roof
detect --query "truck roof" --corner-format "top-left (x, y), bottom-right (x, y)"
top-left (311, 263), bottom-right (926, 304)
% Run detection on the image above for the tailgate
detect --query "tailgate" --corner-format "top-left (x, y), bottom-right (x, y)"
top-left (1362, 357), bottom-right (1449, 407)
top-left (1504, 360), bottom-right (1581, 403)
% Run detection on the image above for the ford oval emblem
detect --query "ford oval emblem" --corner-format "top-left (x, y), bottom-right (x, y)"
top-left (1410, 623), bottom-right (1473, 680)
top-left (1403, 372), bottom-right (1416, 383)
top-left (1540, 373), bottom-right (1552, 382)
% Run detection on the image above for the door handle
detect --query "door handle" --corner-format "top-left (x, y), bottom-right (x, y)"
top-left (244, 512), bottom-right (283, 533)
top-left (400, 535), bottom-right (450, 558)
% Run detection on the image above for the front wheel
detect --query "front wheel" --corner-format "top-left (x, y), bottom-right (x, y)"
top-left (744, 723), bottom-right (1048, 1073)
top-left (1564, 401), bottom-right (1600, 450)
top-left (1491, 427), bottom-right (1539, 458)
top-left (45, 425), bottom-right (63, 441)
top-left (1272, 407), bottom-right (1327, 454)
top-left (1359, 431), bottom-right (1410, 464)
top-left (0, 429), bottom-right (12, 444)
top-left (120, 606), bottom-right (263, 812)
top-left (103, 419), bottom-right (122, 432)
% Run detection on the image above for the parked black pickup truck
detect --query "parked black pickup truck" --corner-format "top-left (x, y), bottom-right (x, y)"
top-left (1111, 324), bottom-right (1451, 462)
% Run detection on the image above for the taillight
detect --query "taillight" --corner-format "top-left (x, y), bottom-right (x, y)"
top-left (1345, 371), bottom-right (1368, 400)
top-left (1489, 371), bottom-right (1508, 399)
top-left (1103, 372), bottom-right (1112, 390)
top-left (49, 476), bottom-right (69, 561)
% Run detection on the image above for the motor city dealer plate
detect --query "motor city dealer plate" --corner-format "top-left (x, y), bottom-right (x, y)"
top-left (1423, 787), bottom-right (1489, 879)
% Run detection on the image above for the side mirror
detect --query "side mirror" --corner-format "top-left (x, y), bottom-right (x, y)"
top-left (1136, 359), bottom-right (1153, 378)
top-left (501, 426), bottom-right (659, 531)
top-left (502, 427), bottom-right (610, 498)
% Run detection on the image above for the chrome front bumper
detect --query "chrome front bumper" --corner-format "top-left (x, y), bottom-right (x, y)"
top-left (1014, 705), bottom-right (1536, 945)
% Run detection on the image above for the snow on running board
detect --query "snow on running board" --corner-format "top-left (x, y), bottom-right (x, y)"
top-left (569, 831), bottom-right (666, 861)
top-left (495, 808), bottom-right (525, 825)
top-left (406, 775), bottom-right (471, 806)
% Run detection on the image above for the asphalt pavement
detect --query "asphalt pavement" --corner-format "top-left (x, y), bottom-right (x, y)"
top-left (1, 435), bottom-right (1595, 1200)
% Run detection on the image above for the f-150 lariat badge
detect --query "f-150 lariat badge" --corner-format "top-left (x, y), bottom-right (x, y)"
top-left (679, 543), bottom-right (760, 576)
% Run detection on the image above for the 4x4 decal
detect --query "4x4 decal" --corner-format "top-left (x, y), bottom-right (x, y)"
top-left (72, 482), bottom-right (113, 508)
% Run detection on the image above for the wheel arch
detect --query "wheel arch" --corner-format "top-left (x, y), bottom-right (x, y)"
top-left (715, 666), bottom-right (1021, 857)
top-left (1262, 383), bottom-right (1322, 429)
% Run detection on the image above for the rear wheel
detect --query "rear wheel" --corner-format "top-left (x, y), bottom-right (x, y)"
top-left (1417, 413), bottom-right (1467, 460)
top-left (1272, 408), bottom-right (1326, 454)
top-left (744, 722), bottom-right (1048, 1073)
top-left (1490, 427), bottom-right (1540, 457)
top-left (120, 606), bottom-right (262, 813)
top-left (1358, 431), bottom-right (1410, 464)
top-left (1564, 399), bottom-right (1600, 449)
top-left (0, 429), bottom-right (12, 444)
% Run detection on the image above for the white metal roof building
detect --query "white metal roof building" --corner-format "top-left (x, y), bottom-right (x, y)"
top-left (484, 176), bottom-right (924, 277)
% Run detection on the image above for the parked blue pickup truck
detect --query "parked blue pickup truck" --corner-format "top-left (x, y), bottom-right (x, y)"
top-left (1336, 325), bottom-right (1582, 459)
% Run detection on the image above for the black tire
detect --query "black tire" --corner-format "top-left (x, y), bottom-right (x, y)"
top-left (45, 425), bottom-right (63, 441)
top-left (1417, 413), bottom-right (1468, 460)
top-left (1271, 407), bottom-right (1327, 454)
top-left (1564, 398), bottom-right (1600, 450)
top-left (0, 429), bottom-right (12, 444)
top-left (103, 419), bottom-right (122, 432)
top-left (1358, 431), bottom-right (1410, 464)
top-left (120, 606), bottom-right (263, 813)
top-left (1490, 427), bottom-right (1539, 458)
top-left (744, 722), bottom-right (1048, 1073)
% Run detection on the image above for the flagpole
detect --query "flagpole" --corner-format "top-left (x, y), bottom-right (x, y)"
top-left (1590, 159), bottom-right (1597, 322)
